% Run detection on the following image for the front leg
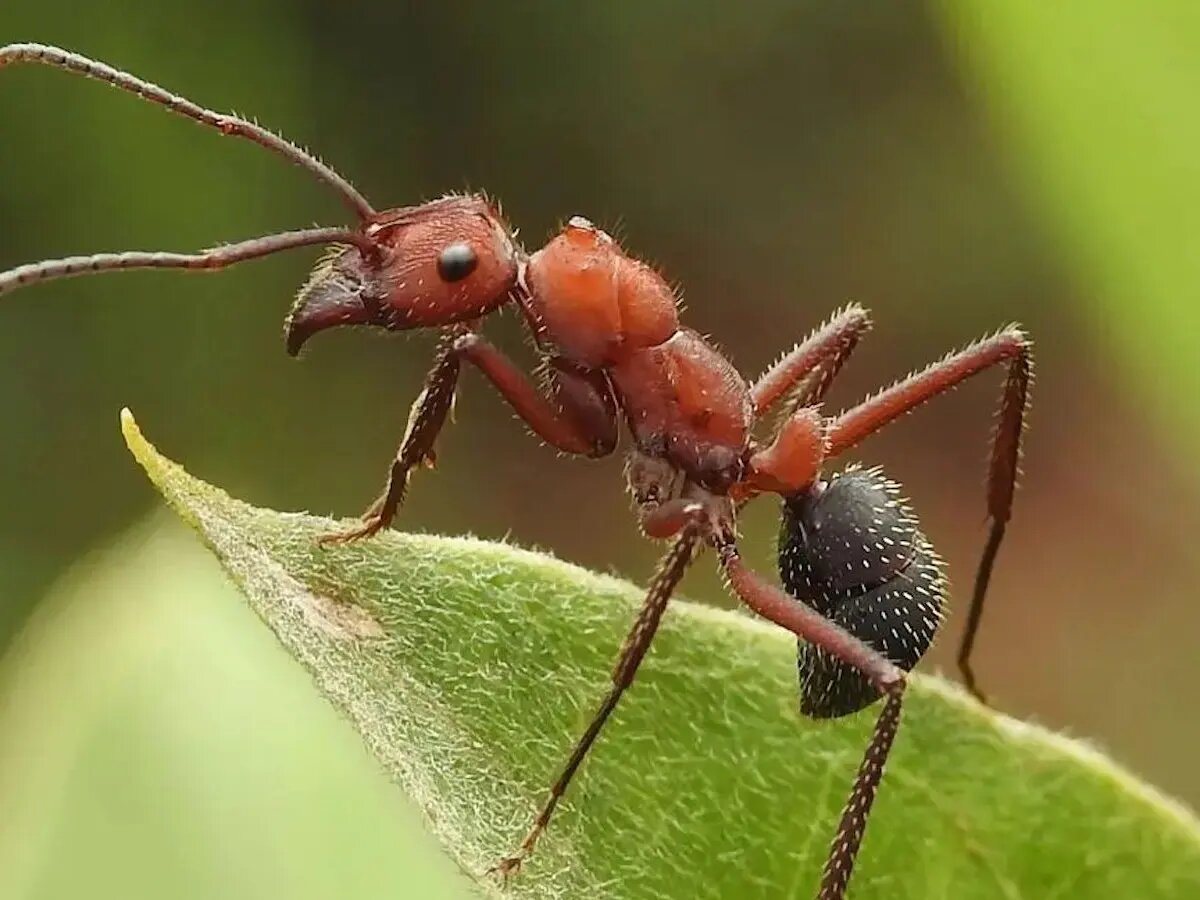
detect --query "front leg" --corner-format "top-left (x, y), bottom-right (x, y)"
top-left (453, 333), bottom-right (618, 457)
top-left (321, 331), bottom-right (463, 544)
top-left (324, 332), bottom-right (618, 544)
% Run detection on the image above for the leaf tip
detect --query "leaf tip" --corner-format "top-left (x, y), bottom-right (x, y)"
top-left (119, 406), bottom-right (139, 445)
top-left (119, 408), bottom-right (195, 519)
top-left (120, 406), bottom-right (164, 484)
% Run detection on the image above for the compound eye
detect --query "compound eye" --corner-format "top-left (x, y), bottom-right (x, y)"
top-left (436, 242), bottom-right (479, 282)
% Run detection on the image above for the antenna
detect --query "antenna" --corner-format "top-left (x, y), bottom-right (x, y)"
top-left (0, 227), bottom-right (375, 295)
top-left (0, 43), bottom-right (375, 220)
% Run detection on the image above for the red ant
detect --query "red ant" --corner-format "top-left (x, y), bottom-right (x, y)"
top-left (0, 44), bottom-right (1032, 900)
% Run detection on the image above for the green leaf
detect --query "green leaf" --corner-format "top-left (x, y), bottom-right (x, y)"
top-left (0, 517), bottom-right (475, 900)
top-left (121, 408), bottom-right (1200, 900)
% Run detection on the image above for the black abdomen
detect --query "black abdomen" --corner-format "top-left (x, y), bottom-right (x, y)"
top-left (779, 466), bottom-right (947, 719)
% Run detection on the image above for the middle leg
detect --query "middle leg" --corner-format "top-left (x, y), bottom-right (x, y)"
top-left (493, 529), bottom-right (700, 876)
top-left (751, 302), bottom-right (873, 417)
top-left (736, 304), bottom-right (872, 500)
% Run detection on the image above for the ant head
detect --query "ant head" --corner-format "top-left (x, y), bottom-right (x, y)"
top-left (286, 195), bottom-right (521, 354)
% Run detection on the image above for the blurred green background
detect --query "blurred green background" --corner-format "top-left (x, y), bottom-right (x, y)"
top-left (2, 2), bottom-right (1198, 897)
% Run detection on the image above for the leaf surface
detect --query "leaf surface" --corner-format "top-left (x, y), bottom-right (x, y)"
top-left (123, 409), bottom-right (1200, 900)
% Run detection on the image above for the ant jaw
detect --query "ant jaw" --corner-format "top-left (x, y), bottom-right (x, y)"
top-left (285, 249), bottom-right (374, 355)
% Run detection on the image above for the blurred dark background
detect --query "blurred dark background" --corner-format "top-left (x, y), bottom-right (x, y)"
top-left (1, 3), bottom-right (1198, 897)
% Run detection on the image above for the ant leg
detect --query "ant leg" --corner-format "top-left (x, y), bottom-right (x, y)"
top-left (452, 333), bottom-right (618, 457)
top-left (492, 530), bottom-right (700, 878)
top-left (717, 544), bottom-right (905, 691)
top-left (716, 543), bottom-right (907, 900)
top-left (491, 498), bottom-right (720, 872)
top-left (325, 333), bottom-right (618, 543)
top-left (321, 331), bottom-right (463, 544)
top-left (746, 407), bottom-right (825, 496)
top-left (741, 303), bottom-right (875, 499)
top-left (737, 302), bottom-right (869, 501)
top-left (816, 688), bottom-right (905, 900)
top-left (751, 303), bottom-right (873, 417)
top-left (825, 327), bottom-right (1032, 703)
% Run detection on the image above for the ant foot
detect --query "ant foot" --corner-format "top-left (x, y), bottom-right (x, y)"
top-left (317, 513), bottom-right (387, 546)
top-left (965, 685), bottom-right (990, 707)
top-left (486, 852), bottom-right (526, 884)
top-left (958, 661), bottom-right (990, 706)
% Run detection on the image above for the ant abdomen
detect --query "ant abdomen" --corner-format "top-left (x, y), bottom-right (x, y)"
top-left (778, 466), bottom-right (947, 719)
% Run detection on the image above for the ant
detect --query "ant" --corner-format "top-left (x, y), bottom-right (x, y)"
top-left (0, 44), bottom-right (1032, 900)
